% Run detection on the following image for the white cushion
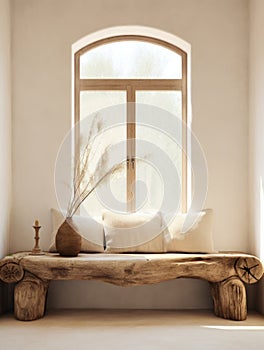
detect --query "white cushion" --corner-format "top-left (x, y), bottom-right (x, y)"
top-left (49, 208), bottom-right (104, 253)
top-left (103, 210), bottom-right (165, 253)
top-left (163, 209), bottom-right (216, 253)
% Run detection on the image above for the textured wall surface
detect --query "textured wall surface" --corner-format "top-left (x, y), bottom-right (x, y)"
top-left (0, 0), bottom-right (11, 314)
top-left (249, 0), bottom-right (264, 313)
top-left (0, 0), bottom-right (11, 259)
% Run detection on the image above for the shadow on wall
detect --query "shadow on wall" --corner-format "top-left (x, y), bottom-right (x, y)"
top-left (260, 177), bottom-right (264, 261)
top-left (46, 279), bottom-right (212, 310)
top-left (0, 282), bottom-right (13, 315)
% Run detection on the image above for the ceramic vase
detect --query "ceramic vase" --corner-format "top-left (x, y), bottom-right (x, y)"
top-left (55, 218), bottom-right (81, 257)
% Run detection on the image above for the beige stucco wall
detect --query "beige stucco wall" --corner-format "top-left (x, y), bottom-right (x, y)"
top-left (0, 0), bottom-right (11, 259)
top-left (249, 0), bottom-right (264, 313)
top-left (11, 0), bottom-right (249, 309)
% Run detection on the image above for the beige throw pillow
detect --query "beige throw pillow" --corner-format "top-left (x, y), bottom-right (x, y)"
top-left (103, 210), bottom-right (165, 253)
top-left (49, 208), bottom-right (104, 253)
top-left (163, 209), bottom-right (215, 253)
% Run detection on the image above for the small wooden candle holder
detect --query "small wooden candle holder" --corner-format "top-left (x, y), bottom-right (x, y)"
top-left (31, 219), bottom-right (44, 255)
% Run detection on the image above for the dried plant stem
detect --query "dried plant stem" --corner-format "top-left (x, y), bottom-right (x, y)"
top-left (67, 162), bottom-right (123, 218)
top-left (66, 115), bottom-right (124, 218)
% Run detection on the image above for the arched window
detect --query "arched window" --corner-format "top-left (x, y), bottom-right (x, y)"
top-left (73, 30), bottom-right (189, 214)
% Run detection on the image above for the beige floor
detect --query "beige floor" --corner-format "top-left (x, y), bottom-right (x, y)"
top-left (0, 309), bottom-right (264, 350)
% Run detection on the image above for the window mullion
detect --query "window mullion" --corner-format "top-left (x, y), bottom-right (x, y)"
top-left (181, 54), bottom-right (188, 213)
top-left (78, 79), bottom-right (182, 91)
top-left (127, 85), bottom-right (136, 212)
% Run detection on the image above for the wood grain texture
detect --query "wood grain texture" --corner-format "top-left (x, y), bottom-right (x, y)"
top-left (14, 272), bottom-right (48, 321)
top-left (11, 252), bottom-right (264, 286)
top-left (210, 277), bottom-right (247, 321)
top-left (0, 255), bottom-right (24, 283)
top-left (235, 256), bottom-right (263, 283)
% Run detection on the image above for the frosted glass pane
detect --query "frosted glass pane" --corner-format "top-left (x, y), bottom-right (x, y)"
top-left (80, 41), bottom-right (182, 79)
top-left (136, 90), bottom-right (182, 120)
top-left (135, 92), bottom-right (182, 211)
top-left (80, 91), bottom-right (126, 120)
top-left (79, 91), bottom-right (127, 215)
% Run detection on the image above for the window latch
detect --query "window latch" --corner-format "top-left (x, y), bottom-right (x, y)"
top-left (126, 157), bottom-right (135, 169)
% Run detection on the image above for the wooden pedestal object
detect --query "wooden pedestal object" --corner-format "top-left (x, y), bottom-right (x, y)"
top-left (0, 252), bottom-right (263, 321)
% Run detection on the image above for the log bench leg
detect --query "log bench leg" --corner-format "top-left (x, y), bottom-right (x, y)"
top-left (14, 273), bottom-right (49, 321)
top-left (210, 276), bottom-right (247, 321)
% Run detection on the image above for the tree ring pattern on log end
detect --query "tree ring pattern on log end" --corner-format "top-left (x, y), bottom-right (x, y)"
top-left (0, 262), bottom-right (24, 283)
top-left (235, 257), bottom-right (263, 284)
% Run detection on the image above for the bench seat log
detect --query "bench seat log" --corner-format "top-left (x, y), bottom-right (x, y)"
top-left (0, 252), bottom-right (263, 321)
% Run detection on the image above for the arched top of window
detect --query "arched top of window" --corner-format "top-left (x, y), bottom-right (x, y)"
top-left (77, 36), bottom-right (186, 79)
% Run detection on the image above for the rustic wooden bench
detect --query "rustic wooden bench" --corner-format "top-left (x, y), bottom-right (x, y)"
top-left (0, 252), bottom-right (263, 321)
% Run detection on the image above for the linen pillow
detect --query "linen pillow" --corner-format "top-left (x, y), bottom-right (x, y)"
top-left (163, 209), bottom-right (215, 253)
top-left (49, 208), bottom-right (104, 253)
top-left (103, 210), bottom-right (165, 253)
